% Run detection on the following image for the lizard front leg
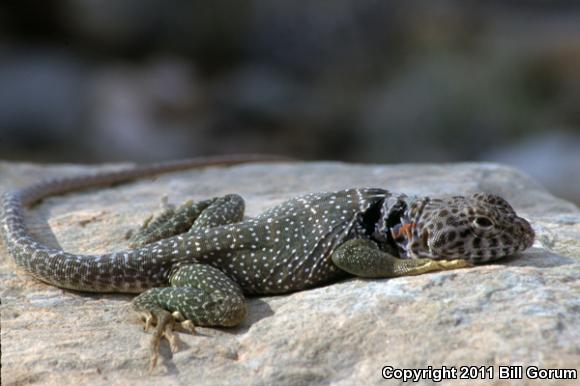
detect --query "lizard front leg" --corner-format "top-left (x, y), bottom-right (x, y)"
top-left (133, 264), bottom-right (246, 370)
top-left (331, 239), bottom-right (472, 278)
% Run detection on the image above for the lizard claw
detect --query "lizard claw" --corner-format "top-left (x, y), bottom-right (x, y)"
top-left (148, 310), bottom-right (175, 371)
top-left (179, 320), bottom-right (196, 333)
top-left (139, 311), bottom-right (156, 332)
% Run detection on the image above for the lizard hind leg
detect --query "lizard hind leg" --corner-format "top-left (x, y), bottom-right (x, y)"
top-left (132, 264), bottom-right (246, 370)
top-left (128, 194), bottom-right (245, 247)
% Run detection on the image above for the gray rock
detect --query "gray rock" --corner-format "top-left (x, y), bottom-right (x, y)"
top-left (1, 161), bottom-right (578, 385)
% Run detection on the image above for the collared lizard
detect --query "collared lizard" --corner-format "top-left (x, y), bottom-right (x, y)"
top-left (0, 157), bottom-right (535, 369)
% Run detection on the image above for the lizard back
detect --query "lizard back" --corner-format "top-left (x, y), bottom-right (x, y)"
top-left (189, 188), bottom-right (391, 294)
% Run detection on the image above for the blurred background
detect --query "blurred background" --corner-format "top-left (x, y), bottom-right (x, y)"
top-left (0, 1), bottom-right (579, 204)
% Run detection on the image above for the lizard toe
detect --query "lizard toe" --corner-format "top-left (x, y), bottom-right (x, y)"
top-left (147, 308), bottom-right (178, 371)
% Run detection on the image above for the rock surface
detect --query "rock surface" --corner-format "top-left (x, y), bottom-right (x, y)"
top-left (1, 161), bottom-right (579, 386)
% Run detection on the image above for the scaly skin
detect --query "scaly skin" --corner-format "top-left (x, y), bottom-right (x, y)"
top-left (0, 159), bottom-right (535, 369)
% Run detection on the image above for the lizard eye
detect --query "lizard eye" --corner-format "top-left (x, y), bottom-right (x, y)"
top-left (473, 217), bottom-right (493, 229)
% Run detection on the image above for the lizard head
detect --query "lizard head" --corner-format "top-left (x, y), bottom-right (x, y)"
top-left (390, 193), bottom-right (534, 263)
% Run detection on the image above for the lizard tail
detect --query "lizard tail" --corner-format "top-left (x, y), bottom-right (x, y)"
top-left (13, 154), bottom-right (292, 205)
top-left (1, 154), bottom-right (290, 293)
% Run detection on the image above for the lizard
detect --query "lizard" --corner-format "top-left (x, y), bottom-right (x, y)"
top-left (0, 156), bottom-right (535, 369)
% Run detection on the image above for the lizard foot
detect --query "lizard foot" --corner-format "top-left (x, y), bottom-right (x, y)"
top-left (429, 259), bottom-right (473, 271)
top-left (400, 258), bottom-right (474, 276)
top-left (171, 311), bottom-right (197, 333)
top-left (139, 309), bottom-right (196, 371)
top-left (133, 266), bottom-right (246, 370)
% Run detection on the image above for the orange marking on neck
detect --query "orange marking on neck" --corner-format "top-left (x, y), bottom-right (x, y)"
top-left (396, 223), bottom-right (416, 240)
